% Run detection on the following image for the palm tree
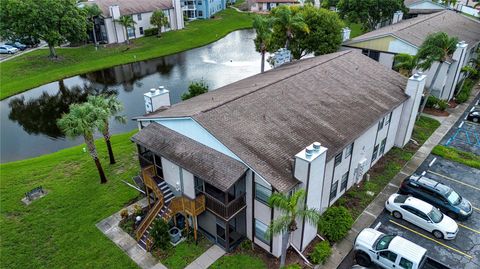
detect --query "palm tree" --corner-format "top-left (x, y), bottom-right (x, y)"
top-left (84, 4), bottom-right (102, 49)
top-left (116, 15), bottom-right (136, 44)
top-left (87, 95), bottom-right (126, 164)
top-left (268, 189), bottom-right (321, 268)
top-left (416, 32), bottom-right (458, 119)
top-left (58, 102), bottom-right (108, 184)
top-left (150, 10), bottom-right (170, 37)
top-left (393, 53), bottom-right (418, 77)
top-left (271, 5), bottom-right (309, 50)
top-left (253, 15), bottom-right (272, 73)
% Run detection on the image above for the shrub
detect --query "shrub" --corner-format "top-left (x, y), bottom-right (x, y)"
top-left (120, 209), bottom-right (129, 219)
top-left (456, 79), bottom-right (474, 104)
top-left (144, 28), bottom-right (158, 37)
top-left (310, 241), bottom-right (331, 265)
top-left (239, 239), bottom-right (252, 251)
top-left (133, 204), bottom-right (142, 216)
top-left (437, 100), bottom-right (448, 111)
top-left (425, 96), bottom-right (439, 108)
top-left (150, 219), bottom-right (170, 250)
top-left (317, 206), bottom-right (354, 242)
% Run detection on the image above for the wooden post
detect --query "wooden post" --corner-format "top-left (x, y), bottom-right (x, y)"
top-left (173, 214), bottom-right (177, 227)
top-left (193, 216), bottom-right (198, 242)
top-left (185, 213), bottom-right (190, 234)
top-left (146, 187), bottom-right (151, 209)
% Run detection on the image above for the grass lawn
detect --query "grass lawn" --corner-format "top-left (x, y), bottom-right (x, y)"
top-left (210, 254), bottom-right (267, 269)
top-left (431, 145), bottom-right (480, 169)
top-left (0, 131), bottom-right (141, 268)
top-left (335, 116), bottom-right (441, 219)
top-left (0, 9), bottom-right (253, 100)
top-left (151, 234), bottom-right (212, 269)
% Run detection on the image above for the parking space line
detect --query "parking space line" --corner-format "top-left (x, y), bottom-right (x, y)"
top-left (427, 170), bottom-right (480, 191)
top-left (472, 206), bottom-right (480, 212)
top-left (458, 223), bottom-right (480, 235)
top-left (389, 220), bottom-right (473, 259)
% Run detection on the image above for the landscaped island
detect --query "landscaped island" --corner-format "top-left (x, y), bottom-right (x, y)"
top-left (0, 9), bottom-right (252, 100)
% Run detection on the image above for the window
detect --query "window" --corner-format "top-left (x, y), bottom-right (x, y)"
top-left (137, 13), bottom-right (142, 20)
top-left (198, 10), bottom-right (203, 16)
top-left (385, 112), bottom-right (392, 125)
top-left (255, 183), bottom-right (272, 205)
top-left (127, 26), bottom-right (135, 38)
top-left (378, 117), bottom-right (385, 131)
top-left (329, 181), bottom-right (338, 201)
top-left (379, 138), bottom-right (387, 155)
top-left (139, 27), bottom-right (144, 35)
top-left (255, 219), bottom-right (269, 244)
top-left (372, 145), bottom-right (379, 162)
top-left (379, 251), bottom-right (398, 263)
top-left (361, 49), bottom-right (380, 61)
top-left (334, 152), bottom-right (343, 167)
top-left (198, 1), bottom-right (202, 4)
top-left (340, 172), bottom-right (348, 191)
top-left (399, 258), bottom-right (413, 269)
top-left (345, 143), bottom-right (353, 158)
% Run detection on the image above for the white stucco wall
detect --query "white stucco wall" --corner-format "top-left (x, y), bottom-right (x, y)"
top-left (161, 157), bottom-right (182, 192)
top-left (379, 53), bottom-right (395, 68)
top-left (182, 170), bottom-right (196, 199)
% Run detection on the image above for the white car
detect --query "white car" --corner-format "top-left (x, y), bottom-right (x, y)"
top-left (385, 193), bottom-right (458, 239)
top-left (0, 45), bottom-right (19, 54)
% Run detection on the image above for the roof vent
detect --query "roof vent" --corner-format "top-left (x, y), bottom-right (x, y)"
top-left (150, 88), bottom-right (156, 93)
top-left (305, 146), bottom-right (314, 158)
top-left (313, 142), bottom-right (321, 152)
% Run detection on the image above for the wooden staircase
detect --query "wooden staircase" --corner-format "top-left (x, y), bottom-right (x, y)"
top-left (135, 166), bottom-right (206, 251)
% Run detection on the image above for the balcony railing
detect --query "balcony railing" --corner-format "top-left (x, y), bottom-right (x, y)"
top-left (204, 192), bottom-right (246, 220)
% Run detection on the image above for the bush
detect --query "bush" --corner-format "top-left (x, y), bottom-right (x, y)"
top-left (317, 206), bottom-right (354, 242)
top-left (437, 100), bottom-right (448, 111)
top-left (144, 28), bottom-right (158, 37)
top-left (133, 204), bottom-right (142, 216)
top-left (181, 80), bottom-right (209, 100)
top-left (150, 219), bottom-right (170, 250)
top-left (455, 79), bottom-right (474, 104)
top-left (239, 239), bottom-right (252, 251)
top-left (425, 96), bottom-right (439, 108)
top-left (310, 241), bottom-right (331, 265)
top-left (120, 209), bottom-right (129, 219)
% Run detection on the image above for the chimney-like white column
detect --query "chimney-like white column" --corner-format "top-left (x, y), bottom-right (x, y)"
top-left (144, 86), bottom-right (171, 113)
top-left (342, 27), bottom-right (351, 42)
top-left (172, 0), bottom-right (185, 30)
top-left (291, 142), bottom-right (328, 252)
top-left (443, 41), bottom-right (468, 101)
top-left (395, 72), bottom-right (426, 147)
top-left (392, 11), bottom-right (404, 24)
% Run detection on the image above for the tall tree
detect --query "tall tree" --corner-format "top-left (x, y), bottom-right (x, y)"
top-left (181, 80), bottom-right (209, 100)
top-left (253, 15), bottom-right (272, 73)
top-left (84, 4), bottom-right (102, 49)
top-left (268, 189), bottom-right (321, 268)
top-left (150, 10), bottom-right (170, 37)
top-left (416, 32), bottom-right (458, 118)
top-left (0, 0), bottom-right (88, 58)
top-left (288, 5), bottom-right (344, 59)
top-left (270, 5), bottom-right (309, 50)
top-left (116, 15), bottom-right (136, 44)
top-left (393, 53), bottom-right (418, 77)
top-left (57, 102), bottom-right (108, 183)
top-left (87, 95), bottom-right (126, 164)
top-left (337, 0), bottom-right (405, 31)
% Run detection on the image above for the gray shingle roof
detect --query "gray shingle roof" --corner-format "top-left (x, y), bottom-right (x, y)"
top-left (131, 123), bottom-right (247, 192)
top-left (88, 0), bottom-right (173, 18)
top-left (345, 10), bottom-right (480, 50)
top-left (137, 51), bottom-right (408, 192)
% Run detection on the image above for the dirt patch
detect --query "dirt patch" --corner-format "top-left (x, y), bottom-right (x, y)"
top-left (424, 107), bottom-right (449, 116)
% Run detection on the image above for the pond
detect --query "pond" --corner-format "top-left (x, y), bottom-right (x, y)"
top-left (0, 29), bottom-right (269, 163)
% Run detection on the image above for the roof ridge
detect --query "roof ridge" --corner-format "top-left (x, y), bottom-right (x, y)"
top-left (393, 10), bottom-right (447, 34)
top-left (197, 50), bottom-right (352, 115)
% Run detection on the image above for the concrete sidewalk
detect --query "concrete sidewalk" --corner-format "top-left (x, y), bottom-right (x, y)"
top-left (184, 245), bottom-right (226, 269)
top-left (322, 86), bottom-right (480, 269)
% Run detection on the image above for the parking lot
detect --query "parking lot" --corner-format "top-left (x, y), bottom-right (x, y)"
top-left (338, 95), bottom-right (480, 269)
top-left (442, 98), bottom-right (480, 155)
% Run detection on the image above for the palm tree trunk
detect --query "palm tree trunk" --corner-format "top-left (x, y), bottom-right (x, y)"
top-left (157, 26), bottom-right (162, 37)
top-left (103, 124), bottom-right (115, 164)
top-left (280, 231), bottom-right (289, 268)
top-left (261, 50), bottom-right (265, 73)
top-left (48, 44), bottom-right (57, 58)
top-left (92, 20), bottom-right (98, 50)
top-left (418, 62), bottom-right (442, 120)
top-left (85, 134), bottom-right (108, 183)
top-left (125, 28), bottom-right (129, 44)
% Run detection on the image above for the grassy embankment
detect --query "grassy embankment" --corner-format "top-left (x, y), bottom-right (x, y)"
top-left (0, 9), bottom-right (253, 100)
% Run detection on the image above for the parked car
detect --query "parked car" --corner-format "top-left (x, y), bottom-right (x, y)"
top-left (399, 174), bottom-right (472, 220)
top-left (5, 41), bottom-right (27, 50)
top-left (466, 109), bottom-right (480, 123)
top-left (385, 193), bottom-right (458, 239)
top-left (354, 228), bottom-right (449, 269)
top-left (0, 45), bottom-right (19, 54)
